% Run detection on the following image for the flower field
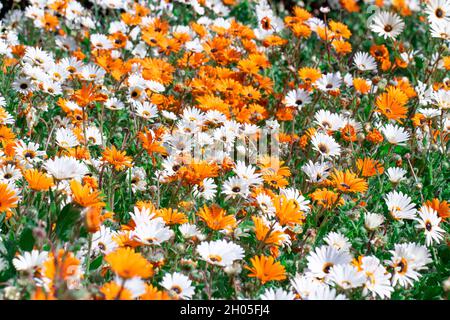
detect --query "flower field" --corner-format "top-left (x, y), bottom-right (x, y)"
top-left (0, 0), bottom-right (449, 301)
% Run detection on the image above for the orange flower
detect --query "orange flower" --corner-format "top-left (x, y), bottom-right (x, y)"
top-left (375, 87), bottom-right (408, 122)
top-left (443, 56), bottom-right (450, 71)
top-left (23, 169), bottom-right (54, 191)
top-left (0, 125), bottom-right (16, 145)
top-left (102, 145), bottom-right (133, 171)
top-left (72, 83), bottom-right (107, 107)
top-left (425, 199), bottom-right (450, 220)
top-left (245, 255), bottom-right (286, 284)
top-left (329, 21), bottom-right (352, 39)
top-left (253, 216), bottom-right (287, 246)
top-left (100, 281), bottom-right (133, 300)
top-left (156, 208), bottom-right (188, 225)
top-left (366, 128), bottom-right (384, 144)
top-left (298, 67), bottom-right (322, 84)
top-left (105, 247), bottom-right (154, 279)
top-left (138, 127), bottom-right (167, 163)
top-left (0, 182), bottom-right (19, 215)
top-left (353, 78), bottom-right (371, 94)
top-left (41, 13), bottom-right (59, 31)
top-left (311, 188), bottom-right (344, 209)
top-left (197, 204), bottom-right (236, 232)
top-left (140, 284), bottom-right (172, 300)
top-left (341, 0), bottom-right (360, 12)
top-left (341, 124), bottom-right (357, 142)
top-left (85, 206), bottom-right (103, 233)
top-left (331, 170), bottom-right (368, 193)
top-left (273, 195), bottom-right (304, 226)
top-left (259, 156), bottom-right (291, 189)
top-left (178, 161), bottom-right (219, 185)
top-left (70, 179), bottom-right (105, 208)
top-left (356, 158), bottom-right (384, 177)
top-left (43, 250), bottom-right (80, 283)
top-left (370, 44), bottom-right (389, 61)
top-left (332, 40), bottom-right (352, 55)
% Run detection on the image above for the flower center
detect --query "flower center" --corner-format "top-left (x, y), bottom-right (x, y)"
top-left (208, 254), bottom-right (222, 263)
top-left (322, 262), bottom-right (334, 274)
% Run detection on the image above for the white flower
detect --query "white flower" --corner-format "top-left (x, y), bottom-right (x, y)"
top-left (130, 219), bottom-right (173, 245)
top-left (135, 102), bottom-right (158, 120)
top-left (432, 89), bottom-right (450, 109)
top-left (384, 191), bottom-right (417, 220)
top-left (12, 250), bottom-right (48, 272)
top-left (193, 178), bottom-right (217, 201)
top-left (222, 176), bottom-right (250, 200)
top-left (233, 161), bottom-right (263, 186)
top-left (425, 0), bottom-right (450, 24)
top-left (290, 274), bottom-right (324, 299)
top-left (324, 232), bottom-right (351, 252)
top-left (429, 19), bottom-right (450, 39)
top-left (364, 212), bottom-right (385, 231)
top-left (359, 256), bottom-right (393, 299)
top-left (415, 206), bottom-right (445, 246)
top-left (301, 160), bottom-right (332, 183)
top-left (43, 156), bottom-right (89, 180)
top-left (314, 110), bottom-right (345, 132)
top-left (329, 264), bottom-right (366, 290)
top-left (179, 223), bottom-right (205, 241)
top-left (280, 188), bottom-right (310, 212)
top-left (92, 226), bottom-right (118, 255)
top-left (315, 72), bottom-right (342, 92)
top-left (386, 167), bottom-right (407, 183)
top-left (259, 287), bottom-right (295, 300)
top-left (380, 123), bottom-right (410, 145)
top-left (284, 89), bottom-right (311, 110)
top-left (311, 132), bottom-right (341, 159)
top-left (147, 80), bottom-right (165, 93)
top-left (196, 239), bottom-right (244, 267)
top-left (55, 127), bottom-right (79, 149)
top-left (308, 285), bottom-right (347, 300)
top-left (353, 52), bottom-right (377, 71)
top-left (161, 272), bottom-right (195, 299)
top-left (387, 242), bottom-right (432, 288)
top-left (306, 245), bottom-right (352, 279)
top-left (369, 11), bottom-right (405, 39)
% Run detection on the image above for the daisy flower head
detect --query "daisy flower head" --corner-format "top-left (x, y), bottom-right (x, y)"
top-left (161, 272), bottom-right (195, 300)
top-left (306, 245), bottom-right (352, 280)
top-left (259, 287), bottom-right (295, 300)
top-left (12, 250), bottom-right (48, 272)
top-left (311, 132), bottom-right (341, 159)
top-left (384, 190), bottom-right (417, 220)
top-left (415, 206), bottom-right (445, 246)
top-left (353, 52), bottom-right (377, 72)
top-left (284, 88), bottom-right (312, 110)
top-left (329, 264), bottom-right (366, 290)
top-left (380, 123), bottom-right (410, 145)
top-left (369, 11), bottom-right (405, 39)
top-left (386, 167), bottom-right (407, 184)
top-left (196, 239), bottom-right (244, 267)
top-left (425, 0), bottom-right (450, 24)
top-left (387, 242), bottom-right (432, 288)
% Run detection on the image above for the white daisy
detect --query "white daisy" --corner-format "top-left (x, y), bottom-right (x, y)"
top-left (196, 239), bottom-right (244, 267)
top-left (415, 206), bottom-right (445, 246)
top-left (369, 11), bottom-right (405, 39)
top-left (161, 272), bottom-right (195, 300)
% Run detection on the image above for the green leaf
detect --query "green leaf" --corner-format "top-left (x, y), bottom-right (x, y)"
top-left (19, 228), bottom-right (35, 251)
top-left (55, 204), bottom-right (81, 241)
top-left (89, 255), bottom-right (103, 271)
